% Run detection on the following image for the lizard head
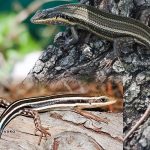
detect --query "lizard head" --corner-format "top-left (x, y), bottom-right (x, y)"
top-left (31, 5), bottom-right (76, 26)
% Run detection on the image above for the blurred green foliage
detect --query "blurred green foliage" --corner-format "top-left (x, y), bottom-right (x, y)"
top-left (0, 0), bottom-right (77, 80)
top-left (0, 0), bottom-right (77, 59)
top-left (0, 13), bottom-right (41, 57)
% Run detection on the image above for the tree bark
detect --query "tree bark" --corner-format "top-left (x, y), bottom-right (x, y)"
top-left (0, 108), bottom-right (123, 150)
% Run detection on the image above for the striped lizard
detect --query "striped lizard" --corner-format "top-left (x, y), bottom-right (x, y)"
top-left (0, 94), bottom-right (116, 145)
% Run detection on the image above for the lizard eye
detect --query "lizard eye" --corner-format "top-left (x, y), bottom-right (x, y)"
top-left (100, 97), bottom-right (108, 102)
top-left (38, 10), bottom-right (49, 19)
top-left (56, 13), bottom-right (60, 19)
top-left (34, 10), bottom-right (49, 19)
top-left (31, 10), bottom-right (49, 23)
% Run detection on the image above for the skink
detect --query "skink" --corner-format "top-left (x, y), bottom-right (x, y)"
top-left (31, 3), bottom-right (150, 49)
top-left (0, 94), bottom-right (116, 144)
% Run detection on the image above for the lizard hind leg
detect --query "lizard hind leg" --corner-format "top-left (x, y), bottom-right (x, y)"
top-left (23, 108), bottom-right (51, 145)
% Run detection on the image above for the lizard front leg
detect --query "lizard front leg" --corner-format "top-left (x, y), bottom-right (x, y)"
top-left (73, 106), bottom-right (109, 124)
top-left (65, 27), bottom-right (79, 47)
top-left (72, 96), bottom-right (117, 124)
top-left (0, 98), bottom-right (10, 108)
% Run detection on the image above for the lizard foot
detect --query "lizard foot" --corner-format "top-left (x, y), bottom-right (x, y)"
top-left (34, 125), bottom-right (51, 145)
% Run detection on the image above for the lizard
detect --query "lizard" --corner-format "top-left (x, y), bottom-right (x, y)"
top-left (0, 94), bottom-right (117, 145)
top-left (30, 3), bottom-right (150, 51)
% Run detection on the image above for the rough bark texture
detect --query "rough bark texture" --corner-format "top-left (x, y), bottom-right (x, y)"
top-left (0, 108), bottom-right (123, 150)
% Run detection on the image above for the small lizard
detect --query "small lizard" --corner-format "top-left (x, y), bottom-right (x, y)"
top-left (31, 3), bottom-right (150, 50)
top-left (0, 94), bottom-right (116, 145)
